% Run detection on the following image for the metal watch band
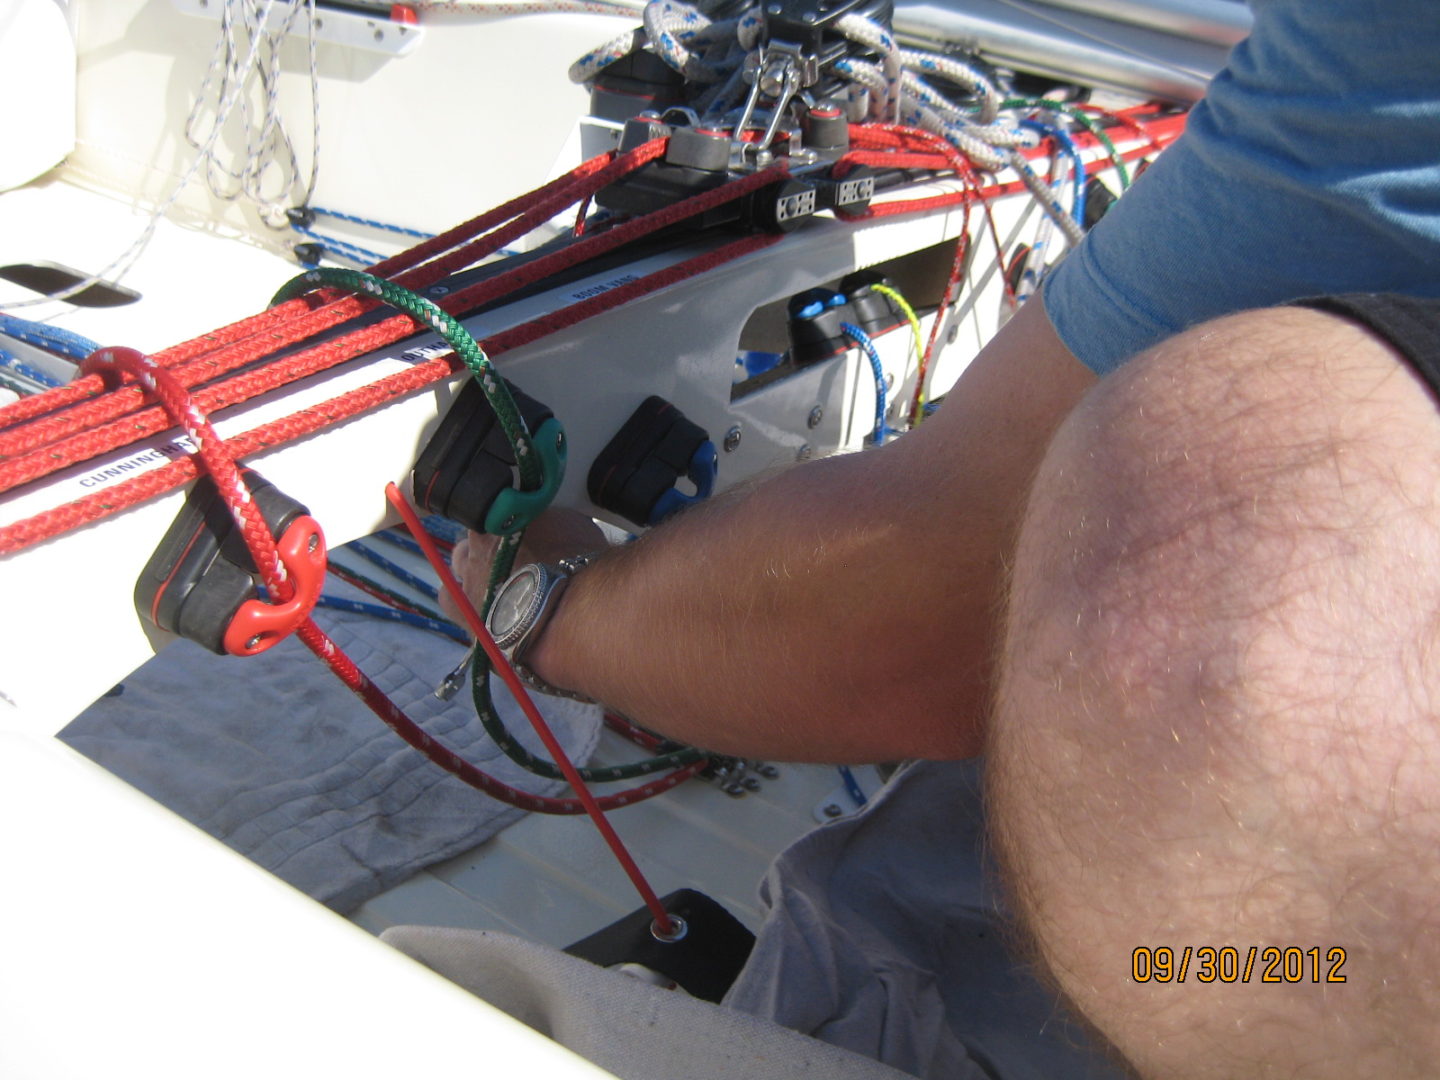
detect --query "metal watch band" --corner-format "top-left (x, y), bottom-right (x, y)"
top-left (509, 659), bottom-right (596, 704)
top-left (557, 551), bottom-right (601, 575)
top-left (503, 550), bottom-right (603, 703)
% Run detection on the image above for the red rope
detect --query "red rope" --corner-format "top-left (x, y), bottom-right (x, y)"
top-left (0, 144), bottom-right (669, 462)
top-left (384, 139), bottom-right (670, 296)
top-left (0, 112), bottom-right (1181, 547)
top-left (0, 233), bottom-right (778, 555)
top-left (0, 149), bottom-right (777, 497)
top-left (369, 150), bottom-right (622, 282)
top-left (0, 152), bottom-right (632, 435)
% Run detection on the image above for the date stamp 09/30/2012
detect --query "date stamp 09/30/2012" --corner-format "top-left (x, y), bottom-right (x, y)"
top-left (1131, 946), bottom-right (1348, 985)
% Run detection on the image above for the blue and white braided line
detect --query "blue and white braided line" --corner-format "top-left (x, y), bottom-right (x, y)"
top-left (910, 101), bottom-right (1009, 171)
top-left (309, 207), bottom-right (435, 240)
top-left (569, 26), bottom-right (646, 82)
top-left (834, 57), bottom-right (889, 103)
top-left (0, 313), bottom-right (100, 362)
top-left (901, 48), bottom-right (1001, 123)
top-left (0, 348), bottom-right (64, 391)
top-left (643, 0), bottom-right (727, 83)
top-left (1018, 118), bottom-right (1085, 227)
top-left (840, 322), bottom-right (888, 445)
top-left (836, 13), bottom-right (901, 122)
top-left (313, 595), bottom-right (469, 644)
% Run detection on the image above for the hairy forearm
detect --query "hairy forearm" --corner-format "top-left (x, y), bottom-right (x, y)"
top-left (529, 298), bottom-right (1095, 762)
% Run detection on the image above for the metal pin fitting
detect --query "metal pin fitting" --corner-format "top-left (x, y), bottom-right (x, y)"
top-left (434, 648), bottom-right (474, 700)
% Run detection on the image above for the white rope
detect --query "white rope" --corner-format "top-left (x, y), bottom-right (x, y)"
top-left (567, 0), bottom-right (1074, 200)
top-left (900, 48), bottom-right (1001, 124)
top-left (835, 14), bottom-right (900, 123)
top-left (413, 0), bottom-right (645, 13)
top-left (184, 0), bottom-right (321, 226)
top-left (642, 0), bottom-right (727, 84)
top-left (1007, 148), bottom-right (1086, 245)
top-left (1, 0), bottom-right (291, 310)
top-left (569, 27), bottom-right (646, 83)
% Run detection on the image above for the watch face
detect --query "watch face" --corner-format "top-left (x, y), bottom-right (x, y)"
top-left (489, 567), bottom-right (541, 644)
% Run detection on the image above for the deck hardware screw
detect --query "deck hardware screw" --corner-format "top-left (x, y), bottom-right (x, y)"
top-left (758, 764), bottom-right (779, 779)
top-left (823, 803), bottom-right (843, 818)
top-left (807, 405), bottom-right (823, 428)
top-left (723, 425), bottom-right (742, 452)
top-left (796, 444), bottom-right (812, 462)
top-left (651, 915), bottom-right (689, 943)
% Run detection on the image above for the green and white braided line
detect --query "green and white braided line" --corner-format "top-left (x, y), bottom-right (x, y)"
top-left (270, 266), bottom-right (542, 492)
top-left (270, 266), bottom-right (705, 783)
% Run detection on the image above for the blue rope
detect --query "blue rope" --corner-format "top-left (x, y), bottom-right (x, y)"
top-left (290, 224), bottom-right (387, 267)
top-left (421, 515), bottom-right (466, 544)
top-left (838, 765), bottom-right (867, 808)
top-left (342, 540), bottom-right (441, 600)
top-left (314, 595), bottom-right (468, 644)
top-left (309, 206), bottom-right (435, 240)
top-left (1018, 118), bottom-right (1086, 227)
top-left (0, 313), bottom-right (99, 361)
top-left (373, 527), bottom-right (427, 559)
top-left (840, 322), bottom-right (888, 445)
top-left (0, 368), bottom-right (32, 396)
top-left (0, 347), bottom-right (62, 390)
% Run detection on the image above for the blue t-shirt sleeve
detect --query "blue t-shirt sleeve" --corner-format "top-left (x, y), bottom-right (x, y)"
top-left (1044, 0), bottom-right (1440, 376)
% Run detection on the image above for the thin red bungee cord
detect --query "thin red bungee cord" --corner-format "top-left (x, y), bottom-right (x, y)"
top-left (385, 482), bottom-right (679, 935)
top-left (89, 340), bottom-right (692, 927)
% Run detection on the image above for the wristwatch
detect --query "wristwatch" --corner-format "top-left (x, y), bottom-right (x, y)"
top-left (485, 553), bottom-right (598, 701)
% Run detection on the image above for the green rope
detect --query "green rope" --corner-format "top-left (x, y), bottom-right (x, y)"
top-left (270, 267), bottom-right (542, 491)
top-left (466, 529), bottom-right (707, 782)
top-left (273, 266), bottom-right (706, 783)
top-left (867, 283), bottom-right (927, 424)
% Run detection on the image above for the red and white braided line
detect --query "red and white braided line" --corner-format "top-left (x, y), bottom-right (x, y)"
top-left (77, 347), bottom-right (704, 818)
top-left (81, 347), bottom-right (288, 594)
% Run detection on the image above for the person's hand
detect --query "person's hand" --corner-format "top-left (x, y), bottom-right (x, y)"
top-left (442, 508), bottom-right (608, 625)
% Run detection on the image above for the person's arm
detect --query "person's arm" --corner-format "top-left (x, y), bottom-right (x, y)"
top-left (522, 296), bottom-right (1095, 762)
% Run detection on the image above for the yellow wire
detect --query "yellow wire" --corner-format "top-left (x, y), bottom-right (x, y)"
top-left (868, 283), bottom-right (927, 424)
